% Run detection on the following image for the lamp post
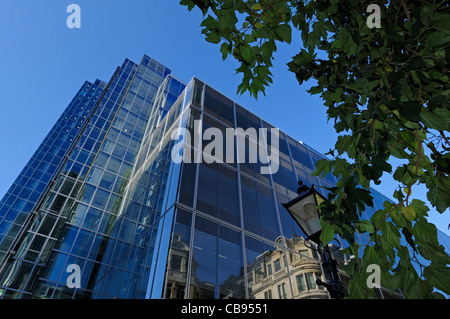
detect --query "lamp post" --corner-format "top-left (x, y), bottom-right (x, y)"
top-left (282, 180), bottom-right (348, 299)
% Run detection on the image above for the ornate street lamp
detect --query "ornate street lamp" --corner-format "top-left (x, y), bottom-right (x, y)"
top-left (282, 180), bottom-right (348, 299)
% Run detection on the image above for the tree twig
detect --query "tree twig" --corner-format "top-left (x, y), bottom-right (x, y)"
top-left (400, 0), bottom-right (412, 22)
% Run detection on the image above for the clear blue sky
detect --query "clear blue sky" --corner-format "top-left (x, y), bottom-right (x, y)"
top-left (0, 1), bottom-right (447, 235)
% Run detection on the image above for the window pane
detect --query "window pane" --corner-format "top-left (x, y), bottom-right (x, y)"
top-left (91, 189), bottom-right (110, 209)
top-left (257, 184), bottom-right (280, 241)
top-left (106, 157), bottom-right (122, 173)
top-left (59, 178), bottom-right (75, 196)
top-left (192, 79), bottom-right (203, 108)
top-left (178, 163), bottom-right (197, 207)
top-left (189, 217), bottom-right (218, 299)
top-left (274, 259), bottom-right (281, 272)
top-left (82, 208), bottom-right (103, 231)
top-left (277, 283), bottom-right (287, 299)
top-left (78, 184), bottom-right (96, 204)
top-left (297, 274), bottom-right (306, 292)
top-left (241, 177), bottom-right (261, 236)
top-left (99, 172), bottom-right (116, 191)
top-left (204, 86), bottom-right (220, 119)
top-left (218, 226), bottom-right (244, 299)
top-left (305, 272), bottom-right (316, 290)
top-left (68, 203), bottom-right (88, 226)
top-left (196, 163), bottom-right (218, 217)
top-left (218, 166), bottom-right (240, 226)
top-left (164, 209), bottom-right (192, 299)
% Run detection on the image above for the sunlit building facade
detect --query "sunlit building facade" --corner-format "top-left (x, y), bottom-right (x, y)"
top-left (0, 55), bottom-right (448, 299)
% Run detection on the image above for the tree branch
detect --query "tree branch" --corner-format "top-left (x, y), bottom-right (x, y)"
top-left (400, 0), bottom-right (412, 22)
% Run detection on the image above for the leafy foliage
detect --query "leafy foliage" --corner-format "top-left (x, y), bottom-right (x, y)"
top-left (180, 0), bottom-right (450, 298)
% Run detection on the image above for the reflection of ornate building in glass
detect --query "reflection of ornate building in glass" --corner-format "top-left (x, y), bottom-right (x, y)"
top-left (0, 54), bottom-right (448, 299)
top-left (248, 236), bottom-right (328, 299)
top-left (249, 236), bottom-right (329, 299)
top-left (164, 233), bottom-right (348, 300)
top-left (164, 232), bottom-right (190, 299)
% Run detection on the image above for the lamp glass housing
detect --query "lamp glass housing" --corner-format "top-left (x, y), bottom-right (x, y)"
top-left (283, 187), bottom-right (325, 243)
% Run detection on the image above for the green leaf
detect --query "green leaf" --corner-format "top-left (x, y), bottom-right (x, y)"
top-left (320, 220), bottom-right (335, 244)
top-left (200, 15), bottom-right (217, 28)
top-left (393, 166), bottom-right (414, 185)
top-left (291, 49), bottom-right (316, 67)
top-left (244, 34), bottom-right (256, 43)
top-left (275, 24), bottom-right (292, 44)
top-left (355, 188), bottom-right (373, 207)
top-left (239, 45), bottom-right (253, 63)
top-left (331, 27), bottom-right (356, 56)
top-left (220, 42), bottom-right (231, 60)
top-left (251, 3), bottom-right (262, 11)
top-left (354, 220), bottom-right (375, 234)
top-left (427, 187), bottom-right (450, 213)
top-left (394, 267), bottom-right (420, 298)
top-left (370, 209), bottom-right (386, 227)
top-left (254, 22), bottom-right (264, 30)
top-left (307, 86), bottom-right (322, 95)
top-left (421, 108), bottom-right (450, 131)
top-left (410, 199), bottom-right (429, 218)
top-left (362, 246), bottom-right (382, 267)
top-left (400, 206), bottom-right (416, 222)
top-left (205, 31), bottom-right (221, 44)
top-left (431, 12), bottom-right (450, 30)
top-left (412, 221), bottom-right (439, 246)
top-left (261, 40), bottom-right (276, 59)
top-left (380, 240), bottom-right (396, 263)
top-left (399, 102), bottom-right (421, 123)
top-left (218, 8), bottom-right (238, 31)
top-left (424, 263), bottom-right (450, 295)
top-left (390, 208), bottom-right (407, 228)
top-left (344, 79), bottom-right (378, 95)
top-left (179, 0), bottom-right (195, 11)
top-left (347, 276), bottom-right (374, 299)
top-left (311, 159), bottom-right (332, 177)
top-left (380, 222), bottom-right (401, 249)
top-left (417, 242), bottom-right (450, 264)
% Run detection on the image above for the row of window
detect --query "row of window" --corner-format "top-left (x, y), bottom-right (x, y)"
top-left (263, 272), bottom-right (322, 299)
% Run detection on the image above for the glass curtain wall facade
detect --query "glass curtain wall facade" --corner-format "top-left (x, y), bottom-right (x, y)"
top-left (0, 55), bottom-right (182, 299)
top-left (152, 79), bottom-right (450, 300)
top-left (0, 79), bottom-right (106, 266)
top-left (157, 78), bottom-right (348, 299)
top-left (0, 55), bottom-right (448, 299)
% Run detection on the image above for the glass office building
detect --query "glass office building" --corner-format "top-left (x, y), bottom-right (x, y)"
top-left (0, 55), bottom-right (448, 299)
top-left (0, 55), bottom-right (183, 298)
top-left (0, 79), bottom-right (106, 264)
